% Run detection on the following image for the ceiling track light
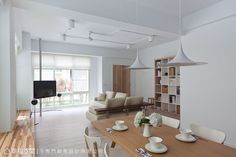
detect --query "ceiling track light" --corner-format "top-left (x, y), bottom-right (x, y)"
top-left (120, 29), bottom-right (157, 37)
top-left (68, 19), bottom-right (75, 29)
top-left (63, 33), bottom-right (133, 48)
top-left (126, 44), bottom-right (131, 49)
top-left (148, 36), bottom-right (154, 42)
top-left (62, 34), bottom-right (67, 41)
top-left (87, 29), bottom-right (157, 43)
top-left (88, 31), bottom-right (93, 41)
top-left (89, 31), bottom-right (113, 37)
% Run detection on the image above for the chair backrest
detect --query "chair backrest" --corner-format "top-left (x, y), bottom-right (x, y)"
top-left (190, 123), bottom-right (226, 144)
top-left (162, 116), bottom-right (180, 129)
top-left (84, 127), bottom-right (102, 157)
top-left (103, 143), bottom-right (109, 157)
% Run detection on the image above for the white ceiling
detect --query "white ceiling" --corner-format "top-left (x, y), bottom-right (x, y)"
top-left (13, 0), bottom-right (222, 50)
top-left (29, 0), bottom-right (222, 16)
top-left (14, 8), bottom-right (176, 49)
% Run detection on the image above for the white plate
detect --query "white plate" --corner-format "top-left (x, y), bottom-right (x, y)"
top-left (112, 125), bottom-right (128, 131)
top-left (145, 143), bottom-right (168, 154)
top-left (175, 134), bottom-right (196, 142)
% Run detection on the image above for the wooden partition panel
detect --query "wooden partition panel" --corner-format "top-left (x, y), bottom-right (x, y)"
top-left (113, 65), bottom-right (130, 96)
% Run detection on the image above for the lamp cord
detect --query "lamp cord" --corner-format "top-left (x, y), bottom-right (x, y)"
top-left (179, 0), bottom-right (182, 38)
top-left (135, 0), bottom-right (139, 56)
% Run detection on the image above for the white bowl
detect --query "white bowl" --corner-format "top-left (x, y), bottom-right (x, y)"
top-left (180, 128), bottom-right (192, 139)
top-left (115, 120), bottom-right (125, 128)
top-left (148, 137), bottom-right (163, 149)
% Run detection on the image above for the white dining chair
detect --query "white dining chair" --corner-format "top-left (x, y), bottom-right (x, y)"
top-left (190, 123), bottom-right (226, 144)
top-left (84, 127), bottom-right (103, 157)
top-left (162, 115), bottom-right (180, 129)
top-left (104, 143), bottom-right (131, 157)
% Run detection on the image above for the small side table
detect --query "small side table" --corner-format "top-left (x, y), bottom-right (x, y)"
top-left (147, 97), bottom-right (155, 104)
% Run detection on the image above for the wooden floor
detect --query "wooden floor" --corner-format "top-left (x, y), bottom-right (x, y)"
top-left (0, 110), bottom-right (35, 157)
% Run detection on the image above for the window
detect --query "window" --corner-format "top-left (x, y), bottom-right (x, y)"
top-left (32, 53), bottom-right (91, 108)
top-left (72, 70), bottom-right (89, 92)
top-left (55, 70), bottom-right (72, 93)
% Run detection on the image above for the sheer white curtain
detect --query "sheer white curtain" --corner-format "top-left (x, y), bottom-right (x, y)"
top-left (32, 53), bottom-right (91, 69)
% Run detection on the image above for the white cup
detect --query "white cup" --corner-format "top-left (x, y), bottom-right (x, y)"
top-left (180, 128), bottom-right (192, 139)
top-left (115, 120), bottom-right (125, 129)
top-left (148, 137), bottom-right (163, 149)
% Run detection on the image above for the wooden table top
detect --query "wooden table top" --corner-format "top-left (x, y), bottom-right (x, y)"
top-left (92, 115), bottom-right (236, 157)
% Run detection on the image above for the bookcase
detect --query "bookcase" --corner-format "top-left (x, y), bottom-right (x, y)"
top-left (154, 57), bottom-right (180, 115)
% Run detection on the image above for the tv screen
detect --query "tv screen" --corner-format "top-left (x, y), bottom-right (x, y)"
top-left (34, 81), bottom-right (56, 99)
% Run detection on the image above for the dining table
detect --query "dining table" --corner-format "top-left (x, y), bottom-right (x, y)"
top-left (92, 115), bottom-right (236, 157)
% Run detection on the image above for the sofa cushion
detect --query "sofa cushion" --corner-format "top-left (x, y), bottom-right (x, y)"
top-left (105, 98), bottom-right (126, 108)
top-left (124, 96), bottom-right (143, 106)
top-left (105, 91), bottom-right (115, 100)
top-left (115, 92), bottom-right (127, 98)
top-left (90, 100), bottom-right (106, 106)
top-left (95, 93), bottom-right (106, 101)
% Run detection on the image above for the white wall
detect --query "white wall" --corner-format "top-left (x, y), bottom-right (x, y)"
top-left (181, 15), bottom-right (236, 148)
top-left (16, 32), bottom-right (33, 110)
top-left (0, 0), bottom-right (16, 132)
top-left (136, 16), bottom-right (236, 148)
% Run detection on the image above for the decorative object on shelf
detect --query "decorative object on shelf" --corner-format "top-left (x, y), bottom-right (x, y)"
top-left (134, 111), bottom-right (162, 137)
top-left (167, 0), bottom-right (207, 67)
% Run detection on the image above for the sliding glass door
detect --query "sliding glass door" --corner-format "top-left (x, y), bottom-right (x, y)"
top-left (33, 68), bottom-right (90, 109)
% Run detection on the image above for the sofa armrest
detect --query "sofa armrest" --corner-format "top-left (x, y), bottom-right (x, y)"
top-left (95, 93), bottom-right (106, 101)
top-left (124, 96), bottom-right (144, 106)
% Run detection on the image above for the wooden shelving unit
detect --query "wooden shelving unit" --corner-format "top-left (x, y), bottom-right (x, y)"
top-left (154, 57), bottom-right (180, 115)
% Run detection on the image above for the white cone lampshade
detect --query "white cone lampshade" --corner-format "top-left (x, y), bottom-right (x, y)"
top-left (167, 41), bottom-right (207, 66)
top-left (129, 53), bottom-right (152, 69)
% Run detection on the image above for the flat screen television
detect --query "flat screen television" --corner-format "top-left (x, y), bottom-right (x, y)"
top-left (34, 81), bottom-right (56, 99)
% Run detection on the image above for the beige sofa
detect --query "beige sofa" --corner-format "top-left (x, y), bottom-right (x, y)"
top-left (86, 91), bottom-right (144, 121)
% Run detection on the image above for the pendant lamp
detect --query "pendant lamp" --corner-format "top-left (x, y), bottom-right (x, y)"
top-left (129, 0), bottom-right (152, 70)
top-left (129, 50), bottom-right (152, 69)
top-left (167, 0), bottom-right (207, 66)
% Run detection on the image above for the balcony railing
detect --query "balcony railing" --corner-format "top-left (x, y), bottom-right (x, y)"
top-left (38, 91), bottom-right (89, 109)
